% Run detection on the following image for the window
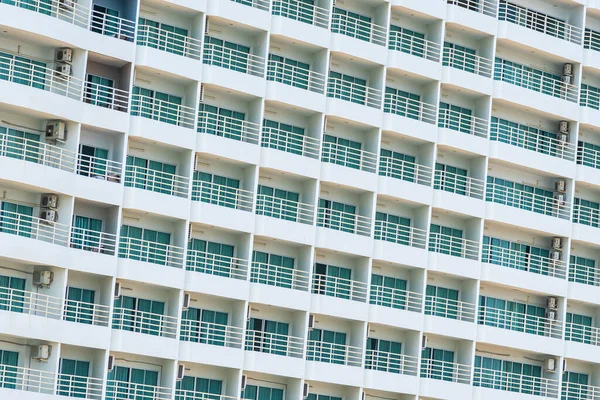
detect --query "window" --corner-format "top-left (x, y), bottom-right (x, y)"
top-left (585, 28), bottom-right (600, 51)
top-left (425, 285), bottom-right (459, 319)
top-left (366, 337), bottom-right (402, 373)
top-left (203, 36), bottom-right (250, 73)
top-left (138, 18), bottom-right (188, 56)
top-left (438, 102), bottom-right (473, 134)
top-left (327, 71), bottom-right (367, 105)
top-left (91, 5), bottom-right (121, 37)
top-left (246, 317), bottom-right (290, 355)
top-left (332, 7), bottom-right (373, 43)
top-left (131, 86), bottom-right (183, 125)
top-left (197, 104), bottom-right (246, 140)
top-left (478, 295), bottom-right (546, 335)
top-left (474, 355), bottom-right (542, 395)
top-left (176, 376), bottom-right (223, 400)
top-left (262, 119), bottom-right (306, 156)
top-left (574, 198), bottom-right (600, 227)
top-left (434, 163), bottom-right (468, 195)
top-left (313, 263), bottom-right (352, 299)
top-left (306, 394), bottom-right (342, 400)
top-left (78, 144), bottom-right (109, 178)
top-left (307, 328), bottom-right (347, 364)
top-left (0, 126), bottom-right (41, 163)
top-left (242, 384), bottom-right (284, 400)
top-left (379, 149), bottom-right (417, 182)
top-left (321, 134), bottom-right (363, 170)
top-left (374, 211), bottom-right (411, 245)
top-left (429, 224), bottom-right (464, 257)
top-left (384, 87), bottom-right (421, 120)
top-left (569, 255), bottom-right (597, 285)
top-left (499, 1), bottom-right (566, 40)
top-left (187, 238), bottom-right (235, 277)
top-left (370, 274), bottom-right (408, 309)
top-left (125, 155), bottom-right (177, 195)
top-left (256, 185), bottom-right (300, 221)
top-left (252, 251), bottom-right (295, 288)
top-left (192, 171), bottom-right (240, 208)
top-left (113, 295), bottom-right (166, 336)
top-left (317, 198), bottom-right (357, 234)
top-left (64, 287), bottom-right (96, 325)
top-left (0, 274), bottom-right (26, 313)
top-left (268, 54), bottom-right (310, 90)
top-left (85, 74), bottom-right (115, 108)
top-left (486, 176), bottom-right (555, 216)
top-left (494, 58), bottom-right (563, 98)
top-left (0, 201), bottom-right (34, 238)
top-left (0, 349), bottom-right (19, 389)
top-left (119, 225), bottom-right (171, 265)
top-left (581, 83), bottom-right (600, 110)
top-left (482, 236), bottom-right (552, 275)
top-left (566, 312), bottom-right (593, 344)
top-left (443, 42), bottom-right (477, 73)
top-left (180, 307), bottom-right (229, 346)
top-left (562, 371), bottom-right (590, 400)
top-left (577, 141), bottom-right (600, 169)
top-left (71, 215), bottom-right (103, 251)
top-left (0, 52), bottom-right (46, 90)
top-left (106, 366), bottom-right (159, 399)
top-left (272, 0), bottom-right (317, 25)
top-left (490, 116), bottom-right (556, 156)
top-left (389, 25), bottom-right (426, 57)
top-left (2, 0), bottom-right (51, 15)
top-left (421, 347), bottom-right (455, 381)
top-left (58, 358), bottom-right (90, 398)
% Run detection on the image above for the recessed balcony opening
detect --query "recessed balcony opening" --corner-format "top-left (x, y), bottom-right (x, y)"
top-left (435, 147), bottom-right (486, 200)
top-left (363, 389), bottom-right (414, 400)
top-left (58, 345), bottom-right (106, 399)
top-left (72, 198), bottom-right (119, 255)
top-left (446, 0), bottom-right (497, 18)
top-left (443, 25), bottom-right (494, 78)
top-left (90, 0), bottom-right (137, 41)
top-left (439, 85), bottom-right (490, 139)
top-left (584, 8), bottom-right (600, 53)
top-left (564, 300), bottom-right (600, 349)
top-left (242, 371), bottom-right (301, 400)
top-left (271, 0), bottom-right (331, 29)
top-left (312, 249), bottom-right (369, 304)
top-left (175, 362), bottom-right (239, 400)
top-left (83, 53), bottom-right (131, 112)
top-left (331, 0), bottom-right (388, 47)
top-left (370, 262), bottom-right (425, 314)
top-left (78, 125), bottom-right (125, 183)
top-left (577, 125), bottom-right (600, 172)
top-left (429, 210), bottom-right (482, 262)
top-left (570, 241), bottom-right (600, 289)
top-left (65, 270), bottom-right (112, 327)
top-left (305, 381), bottom-right (360, 400)
top-left (375, 195), bottom-right (429, 250)
top-left (380, 132), bottom-right (434, 188)
top-left (106, 352), bottom-right (174, 399)
top-left (366, 323), bottom-right (421, 377)
top-left (317, 183), bottom-right (374, 238)
top-left (389, 6), bottom-right (443, 62)
top-left (581, 67), bottom-right (600, 113)
top-left (425, 272), bottom-right (477, 323)
top-left (573, 182), bottom-right (600, 234)
top-left (327, 53), bottom-right (384, 110)
top-left (306, 313), bottom-right (364, 368)
top-left (420, 334), bottom-right (472, 385)
top-left (385, 70), bottom-right (439, 125)
top-left (322, 116), bottom-right (378, 174)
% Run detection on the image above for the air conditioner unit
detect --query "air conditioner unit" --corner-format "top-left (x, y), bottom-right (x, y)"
top-left (33, 270), bottom-right (53, 287)
top-left (55, 48), bottom-right (73, 63)
top-left (557, 133), bottom-right (569, 144)
top-left (551, 237), bottom-right (563, 250)
top-left (546, 310), bottom-right (557, 320)
top-left (40, 209), bottom-right (58, 224)
top-left (177, 364), bottom-right (185, 381)
top-left (563, 63), bottom-right (574, 77)
top-left (558, 121), bottom-right (570, 134)
top-left (308, 314), bottom-right (315, 330)
top-left (107, 355), bottom-right (114, 371)
top-left (114, 282), bottom-right (122, 299)
top-left (59, 0), bottom-right (76, 9)
top-left (555, 193), bottom-right (565, 205)
top-left (550, 250), bottom-right (562, 261)
top-left (45, 121), bottom-right (67, 141)
top-left (422, 334), bottom-right (428, 350)
top-left (199, 84), bottom-right (205, 103)
top-left (31, 345), bottom-right (51, 362)
top-left (555, 180), bottom-right (567, 193)
top-left (240, 375), bottom-right (247, 391)
top-left (182, 293), bottom-right (191, 310)
top-left (55, 62), bottom-right (72, 77)
top-left (545, 358), bottom-right (557, 372)
top-left (41, 194), bottom-right (59, 209)
top-left (303, 383), bottom-right (309, 399)
top-left (562, 75), bottom-right (574, 85)
top-left (547, 296), bottom-right (558, 310)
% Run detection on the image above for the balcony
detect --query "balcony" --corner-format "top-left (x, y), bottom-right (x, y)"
top-left (316, 207), bottom-right (372, 237)
top-left (112, 307), bottom-right (178, 338)
top-left (389, 29), bottom-right (441, 63)
top-left (57, 371), bottom-right (104, 399)
top-left (327, 76), bottom-right (382, 110)
top-left (261, 124), bottom-right (320, 159)
top-left (232, 0), bottom-right (269, 11)
top-left (90, 8), bottom-right (136, 42)
top-left (76, 152), bottom-right (123, 183)
top-left (106, 380), bottom-right (172, 400)
top-left (374, 219), bottom-right (427, 250)
top-left (379, 154), bottom-right (433, 188)
top-left (569, 257), bottom-right (600, 288)
top-left (245, 329), bottom-right (304, 358)
top-left (420, 358), bottom-right (471, 384)
top-left (365, 350), bottom-right (419, 376)
top-left (478, 306), bottom-right (563, 339)
top-left (384, 91), bottom-right (438, 125)
top-left (424, 295), bottom-right (476, 323)
top-left (187, 249), bottom-right (248, 281)
top-left (267, 59), bottom-right (326, 95)
top-left (191, 179), bottom-right (254, 212)
top-left (428, 232), bottom-right (480, 261)
top-left (272, 0), bottom-right (330, 29)
top-left (124, 164), bottom-right (190, 198)
top-left (250, 261), bottom-right (309, 291)
top-left (130, 93), bottom-right (196, 129)
top-left (198, 109), bottom-right (261, 145)
top-left (83, 79), bottom-right (129, 112)
top-left (562, 381), bottom-right (600, 400)
top-left (137, 24), bottom-right (203, 60)
top-left (565, 321), bottom-right (600, 346)
top-left (434, 169), bottom-right (485, 200)
top-left (180, 319), bottom-right (244, 349)
top-left (118, 237), bottom-right (185, 268)
top-left (0, 209), bottom-right (69, 247)
top-left (255, 193), bottom-right (314, 225)
top-left (443, 45), bottom-right (493, 79)
top-left (306, 340), bottom-right (362, 367)
top-left (438, 108), bottom-right (489, 139)
top-left (580, 84), bottom-right (600, 128)
top-left (312, 274), bottom-right (368, 303)
top-left (331, 11), bottom-right (387, 47)
top-left (321, 140), bottom-right (377, 174)
top-left (486, 181), bottom-right (571, 220)
top-left (473, 366), bottom-right (559, 398)
top-left (370, 284), bottom-right (423, 314)
top-left (1, 0), bottom-right (90, 28)
top-left (203, 41), bottom-right (266, 78)
top-left (447, 0), bottom-right (497, 17)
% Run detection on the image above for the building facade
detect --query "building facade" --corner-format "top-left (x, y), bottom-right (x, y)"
top-left (0, 0), bottom-right (600, 399)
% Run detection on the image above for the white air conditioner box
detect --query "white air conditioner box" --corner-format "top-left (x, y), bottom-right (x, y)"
top-left (46, 121), bottom-right (66, 141)
top-left (33, 270), bottom-right (53, 287)
top-left (31, 345), bottom-right (51, 362)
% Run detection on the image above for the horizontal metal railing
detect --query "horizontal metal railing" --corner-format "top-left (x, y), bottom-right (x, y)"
top-left (584, 28), bottom-right (600, 52)
top-left (374, 221), bottom-right (427, 249)
top-left (197, 110), bottom-right (261, 144)
top-left (180, 319), bottom-right (244, 348)
top-left (191, 180), bottom-right (254, 211)
top-left (580, 85), bottom-right (600, 110)
top-left (478, 305), bottom-right (563, 338)
top-left (118, 237), bottom-right (185, 267)
top-left (321, 141), bottom-right (378, 173)
top-left (124, 165), bottom-right (189, 198)
top-left (378, 155), bottom-right (433, 186)
top-left (474, 366), bottom-right (559, 397)
top-left (106, 380), bottom-right (172, 400)
top-left (447, 0), bottom-right (497, 17)
top-left (370, 284), bottom-right (423, 313)
top-left (203, 43), bottom-right (265, 77)
top-left (316, 207), bottom-right (372, 237)
top-left (0, 209), bottom-right (70, 246)
top-left (83, 80), bottom-right (129, 111)
top-left (57, 372), bottom-right (104, 399)
top-left (0, 131), bottom-right (77, 172)
top-left (255, 194), bottom-right (314, 225)
top-left (331, 12), bottom-right (387, 46)
top-left (306, 340), bottom-right (363, 367)
top-left (443, 46), bottom-right (493, 78)
top-left (272, 0), bottom-right (330, 28)
top-left (186, 249), bottom-right (248, 280)
top-left (112, 307), bottom-right (178, 338)
top-left (388, 29), bottom-right (441, 61)
top-left (438, 108), bottom-right (489, 138)
top-left (231, 0), bottom-right (269, 11)
top-left (327, 77), bottom-right (382, 109)
top-left (574, 202), bottom-right (600, 228)
top-left (365, 350), bottom-right (419, 376)
top-left (481, 242), bottom-right (567, 279)
top-left (76, 153), bottom-right (122, 182)
top-left (90, 9), bottom-right (136, 41)
top-left (250, 261), bottom-right (310, 291)
top-left (420, 358), bottom-right (472, 384)
top-left (577, 144), bottom-right (600, 170)
top-left (486, 182), bottom-right (571, 219)
top-left (312, 274), bottom-right (368, 303)
top-left (0, 287), bottom-right (62, 319)
top-left (561, 382), bottom-right (600, 400)
top-left (384, 92), bottom-right (438, 124)
top-left (175, 391), bottom-right (238, 400)
top-left (429, 232), bottom-right (480, 260)
top-left (0, 364), bottom-right (56, 394)
top-left (3, 0), bottom-right (90, 27)
top-left (245, 330), bottom-right (305, 358)
top-left (261, 127), bottom-right (320, 159)
top-left (434, 170), bottom-right (485, 199)
top-left (130, 94), bottom-right (196, 128)
top-left (63, 298), bottom-right (110, 326)
top-left (565, 322), bottom-right (600, 346)
top-left (425, 295), bottom-right (477, 322)
top-left (267, 60), bottom-right (326, 94)
top-left (137, 24), bottom-right (202, 59)
top-left (569, 261), bottom-right (600, 287)
top-left (69, 226), bottom-right (117, 255)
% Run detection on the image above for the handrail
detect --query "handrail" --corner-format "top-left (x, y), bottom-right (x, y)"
top-left (0, 209), bottom-right (70, 246)
top-left (267, 60), bottom-right (326, 94)
top-left (374, 220), bottom-right (428, 249)
top-left (312, 273), bottom-right (368, 302)
top-left (490, 120), bottom-right (575, 161)
top-left (0, 130), bottom-right (77, 172)
top-left (447, 0), bottom-right (497, 17)
top-left (124, 164), bottom-right (189, 198)
top-left (478, 305), bottom-right (563, 338)
top-left (573, 203), bottom-right (600, 228)
top-left (130, 93), bottom-right (195, 128)
top-left (261, 126), bottom-right (320, 159)
top-left (0, 364), bottom-right (56, 394)
top-left (191, 179), bottom-right (254, 211)
top-left (175, 391), bottom-right (238, 400)
top-left (70, 226), bottom-right (117, 256)
top-left (443, 45), bottom-right (493, 78)
top-left (486, 181), bottom-right (571, 219)
top-left (0, 52), bottom-right (82, 100)
top-left (106, 379), bottom-right (172, 400)
top-left (186, 249), bottom-right (248, 280)
top-left (0, 287), bottom-right (62, 319)
top-left (251, 261), bottom-right (310, 291)
top-left (57, 372), bottom-right (104, 399)
top-left (180, 319), bottom-right (244, 348)
top-left (231, 0), bottom-right (269, 11)
top-left (569, 260), bottom-right (600, 287)
top-left (2, 0), bottom-right (90, 28)
top-left (365, 350), bottom-right (419, 376)
top-left (384, 92), bottom-right (438, 124)
top-left (388, 29), bottom-right (440, 61)
top-left (474, 366), bottom-right (559, 397)
top-left (306, 339), bottom-right (363, 367)
top-left (481, 242), bottom-right (567, 279)
top-left (434, 170), bottom-right (485, 199)
top-left (197, 110), bottom-right (261, 145)
top-left (565, 321), bottom-right (600, 346)
top-left (203, 42), bottom-right (265, 77)
top-left (118, 236), bottom-right (185, 268)
top-left (577, 143), bottom-right (600, 170)
top-left (137, 24), bottom-right (202, 60)
top-left (561, 381), bottom-right (600, 400)
top-left (581, 84), bottom-right (600, 111)
top-left (425, 295), bottom-right (477, 322)
top-left (378, 155), bottom-right (433, 187)
top-left (76, 152), bottom-right (122, 183)
top-left (255, 193), bottom-right (314, 225)
top-left (327, 77), bottom-right (382, 109)
top-left (321, 140), bottom-right (378, 173)
top-left (90, 9), bottom-right (136, 42)
top-left (429, 232), bottom-right (480, 260)
top-left (316, 206), bottom-right (372, 237)
top-left (272, 0), bottom-right (330, 29)
top-left (370, 284), bottom-right (423, 313)
top-left (245, 329), bottom-right (304, 358)
top-left (331, 12), bottom-right (387, 46)
top-left (420, 358), bottom-right (472, 384)
top-left (584, 28), bottom-right (600, 52)
top-left (83, 80), bottom-right (129, 112)
top-left (438, 108), bottom-right (489, 138)
top-left (63, 297), bottom-right (111, 326)
top-left (112, 306), bottom-right (178, 338)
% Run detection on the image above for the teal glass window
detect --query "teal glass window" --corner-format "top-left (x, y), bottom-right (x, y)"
top-left (317, 198), bottom-right (357, 234)
top-left (262, 119), bottom-right (306, 156)
top-left (370, 273), bottom-right (408, 310)
top-left (482, 236), bottom-right (552, 275)
top-left (566, 312), bottom-right (593, 344)
top-left (192, 171), bottom-right (240, 208)
top-left (58, 358), bottom-right (90, 398)
top-left (85, 74), bottom-right (114, 108)
top-left (577, 141), bottom-right (600, 169)
top-left (137, 17), bottom-right (188, 56)
top-left (313, 263), bottom-right (352, 299)
top-left (131, 86), bottom-right (183, 125)
top-left (113, 295), bottom-right (166, 336)
top-left (242, 384), bottom-right (284, 400)
top-left (321, 134), bottom-right (363, 170)
top-left (425, 285), bottom-right (459, 319)
top-left (64, 286), bottom-right (96, 325)
top-left (119, 225), bottom-right (171, 265)
top-left (562, 371), bottom-right (589, 400)
top-left (384, 87), bottom-right (421, 119)
top-left (91, 5), bottom-right (121, 37)
top-left (246, 317), bottom-right (290, 355)
top-left (486, 176), bottom-right (555, 216)
top-left (0, 201), bottom-right (33, 238)
top-left (366, 337), bottom-right (402, 373)
top-left (180, 307), bottom-right (229, 346)
top-left (0, 126), bottom-right (41, 163)
top-left (585, 28), bottom-right (600, 51)
top-left (71, 215), bottom-right (103, 251)
top-left (327, 71), bottom-right (367, 105)
top-left (389, 25), bottom-right (426, 57)
top-left (499, 1), bottom-right (566, 40)
top-left (0, 349), bottom-right (19, 389)
top-left (569, 255), bottom-right (597, 285)
top-left (267, 54), bottom-right (310, 90)
top-left (379, 148), bottom-right (417, 182)
top-left (574, 197), bottom-right (600, 227)
top-left (197, 103), bottom-right (246, 140)
top-left (421, 347), bottom-right (455, 381)
top-left (186, 238), bottom-right (234, 277)
top-left (443, 42), bottom-right (477, 73)
top-left (581, 83), bottom-right (600, 110)
top-left (203, 36), bottom-right (250, 73)
top-left (494, 57), bottom-right (564, 98)
top-left (176, 376), bottom-right (223, 400)
top-left (256, 185), bottom-right (300, 222)
top-left (272, 0), bottom-right (318, 25)
top-left (125, 155), bottom-right (177, 195)
top-left (106, 365), bottom-right (158, 399)
top-left (78, 144), bottom-right (109, 178)
top-left (429, 224), bottom-right (464, 257)
top-left (490, 116), bottom-right (556, 155)
top-left (307, 327), bottom-right (347, 364)
top-left (0, 274), bottom-right (26, 313)
top-left (251, 250), bottom-right (295, 288)
top-left (331, 7), bottom-right (373, 42)
top-left (434, 163), bottom-right (468, 195)
top-left (474, 354), bottom-right (543, 395)
top-left (478, 295), bottom-right (547, 335)
top-left (438, 102), bottom-right (473, 134)
top-left (0, 52), bottom-right (46, 89)
top-left (374, 211), bottom-right (411, 245)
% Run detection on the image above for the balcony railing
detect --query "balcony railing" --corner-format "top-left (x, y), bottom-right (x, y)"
top-left (577, 144), bottom-right (600, 170)
top-left (90, 9), bottom-right (136, 42)
top-left (312, 274), bottom-right (368, 302)
top-left (250, 261), bottom-right (310, 291)
top-left (180, 319), bottom-right (244, 348)
top-left (327, 77), bottom-right (382, 109)
top-left (0, 131), bottom-right (77, 172)
top-left (384, 92), bottom-right (437, 124)
top-left (370, 285), bottom-right (423, 313)
top-left (478, 305), bottom-right (563, 339)
top-left (447, 0), bottom-right (497, 17)
top-left (580, 85), bottom-right (600, 111)
top-left (481, 242), bottom-right (567, 279)
top-left (569, 260), bottom-right (600, 287)
top-left (130, 94), bottom-right (195, 128)
top-left (261, 126), bottom-right (320, 159)
top-left (434, 170), bottom-right (485, 199)
top-left (388, 30), bottom-right (441, 62)
top-left (83, 80), bottom-right (129, 111)
top-left (106, 380), bottom-right (172, 400)
top-left (0, 364), bottom-right (56, 394)
top-left (118, 237), bottom-right (185, 268)
top-left (124, 165), bottom-right (189, 198)
top-left (176, 391), bottom-right (238, 400)
top-left (331, 12), bottom-right (387, 46)
top-left (379, 156), bottom-right (433, 187)
top-left (0, 209), bottom-right (70, 246)
top-left (321, 141), bottom-right (378, 173)
top-left (63, 297), bottom-right (111, 326)
top-left (374, 221), bottom-right (428, 249)
top-left (565, 321), bottom-right (600, 346)
top-left (197, 110), bottom-right (261, 144)
top-left (267, 60), bottom-right (326, 94)
top-left (231, 0), bottom-right (269, 11)
top-left (255, 194), bottom-right (314, 225)
top-left (494, 62), bottom-right (578, 103)
top-left (425, 295), bottom-right (477, 322)
top-left (203, 43), bottom-right (265, 77)
top-left (137, 25), bottom-right (202, 60)
top-left (3, 0), bottom-right (90, 28)
top-left (316, 207), bottom-right (372, 237)
top-left (0, 287), bottom-right (62, 319)
top-left (272, 0), bottom-right (330, 29)
top-left (490, 120), bottom-right (576, 161)
top-left (443, 46), bottom-right (493, 78)
top-left (191, 180), bottom-right (254, 211)
top-left (438, 108), bottom-right (489, 138)
top-left (0, 53), bottom-right (82, 99)
top-left (186, 249), bottom-right (248, 280)
top-left (76, 153), bottom-right (122, 183)
top-left (486, 182), bottom-right (571, 219)
top-left (429, 232), bottom-right (480, 260)
top-left (306, 340), bottom-right (363, 367)
top-left (245, 329), bottom-right (304, 358)
top-left (474, 366), bottom-right (559, 398)
top-left (584, 28), bottom-right (600, 52)
top-left (112, 307), bottom-right (178, 338)
top-left (420, 358), bottom-right (472, 384)
top-left (70, 226), bottom-right (117, 255)
top-left (57, 373), bottom-right (103, 399)
top-left (562, 382), bottom-right (600, 400)
top-left (365, 350), bottom-right (419, 376)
